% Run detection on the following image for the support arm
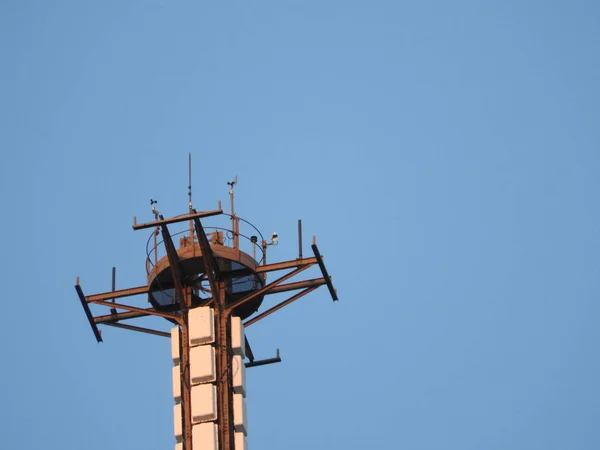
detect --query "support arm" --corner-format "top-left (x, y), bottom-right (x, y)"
top-left (160, 219), bottom-right (187, 310)
top-left (75, 283), bottom-right (103, 343)
top-left (192, 211), bottom-right (221, 296)
top-left (225, 265), bottom-right (311, 313)
top-left (311, 244), bottom-right (338, 301)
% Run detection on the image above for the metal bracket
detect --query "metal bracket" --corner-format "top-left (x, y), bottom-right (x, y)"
top-left (75, 281), bottom-right (103, 343)
top-left (311, 244), bottom-right (338, 301)
top-left (245, 335), bottom-right (255, 363)
top-left (245, 349), bottom-right (282, 368)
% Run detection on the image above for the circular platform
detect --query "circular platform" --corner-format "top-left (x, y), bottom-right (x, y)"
top-left (147, 241), bottom-right (265, 320)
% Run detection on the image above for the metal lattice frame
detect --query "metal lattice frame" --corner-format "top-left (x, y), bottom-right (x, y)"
top-left (75, 208), bottom-right (337, 450)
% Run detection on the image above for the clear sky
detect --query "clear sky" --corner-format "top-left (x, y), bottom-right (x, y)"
top-left (1, 1), bottom-right (600, 449)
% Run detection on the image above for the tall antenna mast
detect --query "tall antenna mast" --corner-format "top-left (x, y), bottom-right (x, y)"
top-left (75, 165), bottom-right (339, 450)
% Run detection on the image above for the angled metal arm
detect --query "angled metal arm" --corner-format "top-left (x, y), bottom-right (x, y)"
top-left (265, 277), bottom-right (326, 295)
top-left (94, 309), bottom-right (151, 324)
top-left (93, 304), bottom-right (181, 324)
top-left (192, 211), bottom-right (221, 295)
top-left (245, 336), bottom-right (255, 363)
top-left (244, 286), bottom-right (319, 327)
top-left (225, 265), bottom-right (311, 313)
top-left (75, 284), bottom-right (103, 343)
top-left (88, 298), bottom-right (180, 321)
top-left (255, 257), bottom-right (317, 273)
top-left (311, 244), bottom-right (338, 301)
top-left (223, 258), bottom-right (318, 280)
top-left (160, 219), bottom-right (187, 310)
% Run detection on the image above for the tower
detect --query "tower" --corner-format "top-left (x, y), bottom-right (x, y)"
top-left (75, 172), bottom-right (338, 450)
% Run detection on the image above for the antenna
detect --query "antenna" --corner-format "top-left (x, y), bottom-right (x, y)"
top-left (75, 177), bottom-right (339, 450)
top-left (188, 153), bottom-right (193, 211)
top-left (188, 154), bottom-right (194, 238)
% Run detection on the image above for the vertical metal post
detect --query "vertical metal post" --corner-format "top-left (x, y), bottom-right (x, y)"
top-left (111, 267), bottom-right (116, 300)
top-left (189, 154), bottom-right (194, 240)
top-left (110, 267), bottom-right (117, 315)
top-left (229, 177), bottom-right (239, 250)
top-left (215, 281), bottom-right (234, 450)
top-left (153, 228), bottom-right (159, 266)
top-left (229, 184), bottom-right (235, 250)
top-left (180, 289), bottom-right (193, 449)
top-left (262, 240), bottom-right (268, 265)
top-left (235, 216), bottom-right (240, 250)
top-left (298, 220), bottom-right (303, 259)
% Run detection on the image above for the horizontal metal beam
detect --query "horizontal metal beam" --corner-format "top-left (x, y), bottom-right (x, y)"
top-left (312, 244), bottom-right (338, 301)
top-left (265, 277), bottom-right (326, 295)
top-left (245, 349), bottom-right (281, 368)
top-left (75, 284), bottom-right (103, 343)
top-left (94, 309), bottom-right (151, 324)
top-left (94, 304), bottom-right (181, 324)
top-left (133, 208), bottom-right (223, 230)
top-left (85, 285), bottom-right (149, 303)
top-left (220, 258), bottom-right (318, 282)
top-left (244, 286), bottom-right (319, 327)
top-left (88, 298), bottom-right (181, 322)
top-left (102, 322), bottom-right (170, 338)
top-left (255, 257), bottom-right (317, 273)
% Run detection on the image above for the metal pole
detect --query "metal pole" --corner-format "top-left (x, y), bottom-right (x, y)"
top-left (229, 184), bottom-right (235, 250)
top-left (215, 281), bottom-right (234, 450)
top-left (111, 267), bottom-right (116, 301)
top-left (153, 228), bottom-right (158, 266)
top-left (229, 177), bottom-right (239, 250)
top-left (189, 153), bottom-right (194, 239)
top-left (298, 220), bottom-right (303, 259)
top-left (235, 216), bottom-right (240, 250)
top-left (181, 289), bottom-right (193, 449)
top-left (262, 240), bottom-right (268, 265)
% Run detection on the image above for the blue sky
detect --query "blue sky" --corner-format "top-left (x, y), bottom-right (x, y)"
top-left (1, 1), bottom-right (600, 449)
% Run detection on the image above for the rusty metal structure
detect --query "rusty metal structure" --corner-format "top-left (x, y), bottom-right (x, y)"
top-left (75, 168), bottom-right (337, 450)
